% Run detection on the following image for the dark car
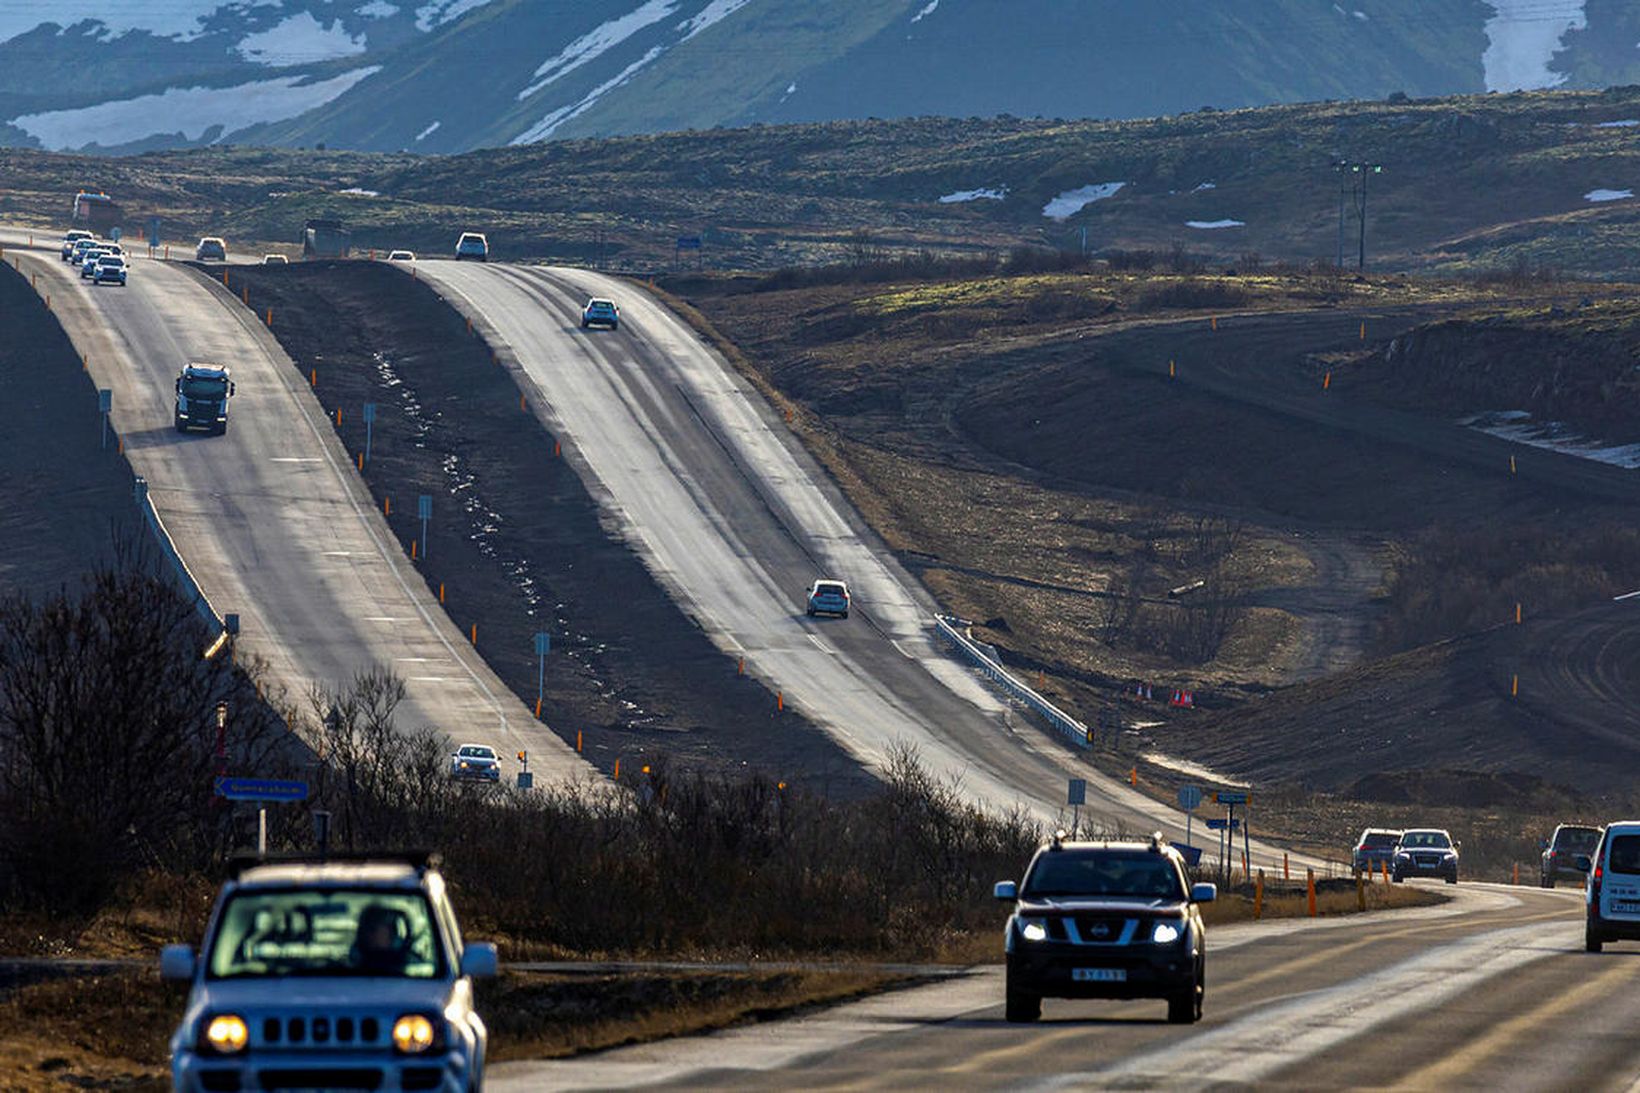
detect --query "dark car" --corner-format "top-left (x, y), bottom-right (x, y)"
top-left (1392, 828), bottom-right (1459, 884)
top-left (1352, 828), bottom-right (1402, 874)
top-left (994, 834), bottom-right (1215, 1024)
top-left (1542, 823), bottom-right (1601, 888)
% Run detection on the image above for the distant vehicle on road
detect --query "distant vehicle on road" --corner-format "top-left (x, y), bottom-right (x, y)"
top-left (80, 248), bottom-right (110, 278)
top-left (1392, 829), bottom-right (1459, 884)
top-left (60, 229), bottom-right (93, 260)
top-left (302, 217), bottom-right (351, 259)
top-left (1584, 821), bottom-right (1640, 952)
top-left (450, 743), bottom-right (501, 782)
top-left (387, 249), bottom-right (416, 262)
top-left (71, 190), bottom-right (122, 233)
top-left (160, 852), bottom-right (496, 1091)
top-left (1542, 823), bottom-right (1601, 888)
top-left (196, 236), bottom-right (227, 262)
top-left (995, 833), bottom-right (1215, 1024)
top-left (175, 363), bottom-right (235, 435)
top-left (70, 238), bottom-right (99, 265)
top-left (581, 297), bottom-right (620, 330)
top-left (454, 232), bottom-right (489, 261)
top-left (805, 578), bottom-right (850, 618)
top-left (1352, 828), bottom-right (1402, 874)
top-left (261, 254), bottom-right (288, 265)
top-left (92, 255), bottom-right (127, 286)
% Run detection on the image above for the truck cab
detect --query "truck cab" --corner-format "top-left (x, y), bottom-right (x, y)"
top-left (176, 363), bottom-right (236, 436)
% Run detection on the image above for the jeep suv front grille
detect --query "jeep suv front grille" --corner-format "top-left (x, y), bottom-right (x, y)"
top-left (260, 1014), bottom-right (382, 1048)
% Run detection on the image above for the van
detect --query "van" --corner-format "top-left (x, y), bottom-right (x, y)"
top-left (1583, 820), bottom-right (1640, 952)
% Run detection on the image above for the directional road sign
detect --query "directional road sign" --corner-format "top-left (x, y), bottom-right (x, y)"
top-left (215, 777), bottom-right (309, 802)
top-left (1204, 818), bottom-right (1241, 831)
top-left (1177, 785), bottom-right (1203, 811)
top-left (1214, 790), bottom-right (1249, 805)
top-left (1067, 778), bottom-right (1086, 807)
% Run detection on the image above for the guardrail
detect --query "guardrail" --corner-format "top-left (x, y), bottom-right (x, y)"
top-left (133, 476), bottom-right (234, 655)
top-left (934, 614), bottom-right (1089, 749)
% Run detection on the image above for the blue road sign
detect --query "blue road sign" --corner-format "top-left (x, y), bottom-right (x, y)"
top-left (215, 777), bottom-right (308, 802)
top-left (1173, 843), bottom-right (1203, 867)
top-left (1067, 778), bottom-right (1086, 807)
top-left (148, 217), bottom-right (162, 248)
top-left (1178, 785), bottom-right (1203, 811)
top-left (1215, 790), bottom-right (1249, 805)
top-left (533, 632), bottom-right (552, 656)
top-left (362, 402), bottom-right (377, 424)
top-left (98, 388), bottom-right (112, 413)
top-left (676, 236), bottom-right (702, 250)
top-left (1204, 818), bottom-right (1241, 831)
top-left (417, 494), bottom-right (432, 520)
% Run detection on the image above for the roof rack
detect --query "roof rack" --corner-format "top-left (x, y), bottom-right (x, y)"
top-left (228, 849), bottom-right (440, 877)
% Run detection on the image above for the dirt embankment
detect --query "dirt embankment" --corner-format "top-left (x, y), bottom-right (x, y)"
top-left (0, 263), bottom-right (140, 599)
top-left (1348, 302), bottom-right (1640, 442)
top-left (221, 261), bottom-right (873, 793)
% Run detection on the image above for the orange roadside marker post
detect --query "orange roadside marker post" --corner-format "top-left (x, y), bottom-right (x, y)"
top-left (1307, 868), bottom-right (1317, 917)
top-left (1283, 852), bottom-right (1290, 881)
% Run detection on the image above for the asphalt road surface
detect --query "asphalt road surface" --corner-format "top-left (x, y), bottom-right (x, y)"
top-left (494, 883), bottom-right (1640, 1091)
top-left (413, 260), bottom-right (1295, 850)
top-left (2, 234), bottom-right (587, 781)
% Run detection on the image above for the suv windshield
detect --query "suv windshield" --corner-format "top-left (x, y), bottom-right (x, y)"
top-left (458, 746), bottom-right (494, 759)
top-left (1400, 832), bottom-right (1451, 850)
top-left (208, 888), bottom-right (445, 980)
top-left (1023, 851), bottom-right (1184, 900)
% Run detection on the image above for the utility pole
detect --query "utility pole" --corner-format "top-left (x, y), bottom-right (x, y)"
top-left (1333, 161), bottom-right (1383, 271)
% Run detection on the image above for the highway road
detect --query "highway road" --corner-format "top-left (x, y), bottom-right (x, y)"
top-left (414, 259), bottom-right (1318, 858)
top-left (493, 883), bottom-right (1640, 1091)
top-left (2, 234), bottom-right (588, 781)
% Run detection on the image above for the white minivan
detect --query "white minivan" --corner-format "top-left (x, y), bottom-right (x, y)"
top-left (1583, 821), bottom-right (1640, 952)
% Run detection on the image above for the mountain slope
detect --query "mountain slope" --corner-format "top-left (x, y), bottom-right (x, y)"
top-left (1, 1), bottom-right (1636, 154)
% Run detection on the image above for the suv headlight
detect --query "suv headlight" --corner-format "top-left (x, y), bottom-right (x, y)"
top-left (392, 1013), bottom-right (444, 1054)
top-left (201, 1014), bottom-right (248, 1055)
top-left (1016, 917), bottom-right (1049, 943)
top-left (1151, 921), bottom-right (1183, 945)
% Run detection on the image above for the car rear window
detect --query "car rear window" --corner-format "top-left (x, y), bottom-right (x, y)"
top-left (1556, 829), bottom-right (1600, 852)
top-left (815, 583), bottom-right (845, 596)
top-left (1363, 833), bottom-right (1398, 848)
top-left (1608, 835), bottom-right (1640, 875)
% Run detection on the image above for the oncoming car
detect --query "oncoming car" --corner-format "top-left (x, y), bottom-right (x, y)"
top-left (1585, 821), bottom-right (1640, 952)
top-left (1392, 829), bottom-right (1459, 884)
top-left (61, 229), bottom-right (94, 260)
top-left (161, 853), bottom-right (496, 1092)
top-left (805, 579), bottom-right (850, 618)
top-left (388, 249), bottom-right (417, 262)
top-left (581, 298), bottom-right (619, 330)
top-left (93, 254), bottom-right (128, 286)
top-left (196, 236), bottom-right (227, 262)
top-left (450, 744), bottom-right (501, 782)
top-left (80, 248), bottom-right (110, 278)
top-left (995, 834), bottom-right (1215, 1024)
top-left (454, 232), bottom-right (488, 261)
top-left (261, 253), bottom-right (289, 265)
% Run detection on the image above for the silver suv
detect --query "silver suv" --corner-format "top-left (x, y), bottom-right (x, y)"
top-left (1584, 821), bottom-right (1640, 952)
top-left (162, 853), bottom-right (496, 1092)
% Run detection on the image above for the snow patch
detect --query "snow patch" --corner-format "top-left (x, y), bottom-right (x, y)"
top-left (239, 12), bottom-right (367, 65)
top-left (1192, 181), bottom-right (1217, 192)
top-left (415, 120), bottom-right (441, 141)
top-left (1594, 119), bottom-right (1640, 128)
top-left (1353, 9), bottom-right (1368, 19)
top-left (1481, 0), bottom-right (1586, 92)
top-left (340, 187), bottom-right (380, 197)
top-left (518, 0), bottom-right (677, 100)
top-left (1463, 411), bottom-right (1640, 469)
top-left (940, 187), bottom-right (1007, 203)
top-left (513, 45), bottom-right (665, 143)
top-left (0, 4), bottom-right (227, 45)
top-left (414, 0), bottom-right (493, 32)
top-left (678, 0), bottom-right (755, 40)
top-left (1042, 182), bottom-right (1124, 220)
top-left (1585, 188), bottom-right (1633, 202)
top-left (1139, 751), bottom-right (1251, 789)
top-left (358, 2), bottom-right (400, 17)
top-left (911, 0), bottom-right (940, 22)
top-left (11, 66), bottom-right (381, 150)
top-left (1187, 219), bottom-right (1245, 229)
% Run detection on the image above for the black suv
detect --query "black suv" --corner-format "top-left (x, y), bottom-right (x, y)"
top-left (994, 834), bottom-right (1216, 1024)
top-left (1541, 823), bottom-right (1601, 888)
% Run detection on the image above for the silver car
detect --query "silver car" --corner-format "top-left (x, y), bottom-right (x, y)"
top-left (450, 743), bottom-right (501, 782)
top-left (162, 854), bottom-right (495, 1091)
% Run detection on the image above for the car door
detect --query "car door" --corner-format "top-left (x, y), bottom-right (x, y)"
top-left (1600, 832), bottom-right (1640, 922)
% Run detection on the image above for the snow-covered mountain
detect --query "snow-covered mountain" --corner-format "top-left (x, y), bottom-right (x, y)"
top-left (1, 1), bottom-right (1633, 155)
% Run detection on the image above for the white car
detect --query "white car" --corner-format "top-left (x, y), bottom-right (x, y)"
top-left (161, 854), bottom-right (495, 1090)
top-left (388, 249), bottom-right (416, 262)
top-left (262, 253), bottom-right (289, 265)
top-left (61, 229), bottom-right (94, 260)
top-left (92, 255), bottom-right (128, 286)
top-left (454, 232), bottom-right (488, 261)
top-left (450, 743), bottom-right (501, 782)
top-left (1585, 821), bottom-right (1640, 951)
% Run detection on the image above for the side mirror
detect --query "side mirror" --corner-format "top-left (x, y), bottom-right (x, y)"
top-left (1574, 855), bottom-right (1592, 873)
top-left (160, 944), bottom-right (196, 981)
top-left (229, 382), bottom-right (236, 396)
top-left (459, 942), bottom-right (498, 979)
top-left (993, 881), bottom-right (1017, 902)
top-left (1190, 883), bottom-right (1218, 904)
top-left (175, 378), bottom-right (182, 393)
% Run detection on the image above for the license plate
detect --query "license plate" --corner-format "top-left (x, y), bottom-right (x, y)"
top-left (1613, 900), bottom-right (1640, 914)
top-left (1072, 968), bottom-right (1126, 983)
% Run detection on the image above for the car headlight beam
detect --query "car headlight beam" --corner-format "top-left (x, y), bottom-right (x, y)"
top-left (1018, 918), bottom-right (1049, 943)
top-left (1152, 921), bottom-right (1182, 945)
top-left (392, 1013), bottom-right (438, 1054)
top-left (204, 1014), bottom-right (248, 1054)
